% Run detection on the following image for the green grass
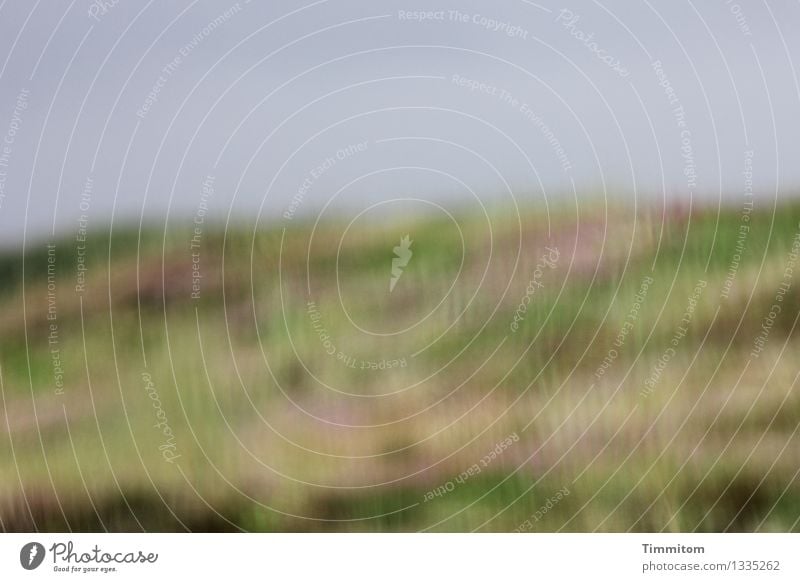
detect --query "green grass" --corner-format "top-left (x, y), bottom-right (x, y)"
top-left (2, 199), bottom-right (800, 531)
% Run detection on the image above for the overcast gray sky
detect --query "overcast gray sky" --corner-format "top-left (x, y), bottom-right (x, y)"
top-left (0, 0), bottom-right (798, 246)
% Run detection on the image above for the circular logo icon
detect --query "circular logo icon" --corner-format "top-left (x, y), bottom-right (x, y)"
top-left (19, 542), bottom-right (45, 570)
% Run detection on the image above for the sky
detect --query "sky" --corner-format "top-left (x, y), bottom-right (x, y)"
top-left (0, 0), bottom-right (798, 246)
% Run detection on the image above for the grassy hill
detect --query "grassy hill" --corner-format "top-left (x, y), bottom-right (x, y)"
top-left (2, 198), bottom-right (799, 531)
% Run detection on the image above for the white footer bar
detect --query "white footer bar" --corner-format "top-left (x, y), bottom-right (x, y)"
top-left (1, 534), bottom-right (796, 581)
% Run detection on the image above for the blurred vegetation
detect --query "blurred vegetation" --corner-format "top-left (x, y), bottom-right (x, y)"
top-left (1, 198), bottom-right (799, 532)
